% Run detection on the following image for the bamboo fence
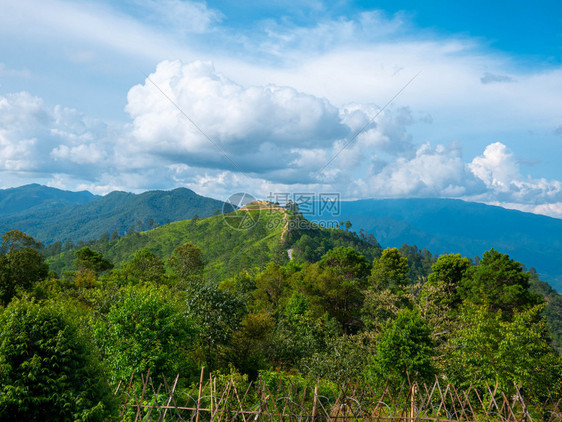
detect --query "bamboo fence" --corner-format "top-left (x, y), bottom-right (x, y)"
top-left (114, 368), bottom-right (561, 422)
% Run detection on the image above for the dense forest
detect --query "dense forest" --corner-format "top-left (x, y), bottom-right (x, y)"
top-left (1, 206), bottom-right (561, 420)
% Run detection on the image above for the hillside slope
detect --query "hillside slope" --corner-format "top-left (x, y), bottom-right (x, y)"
top-left (46, 204), bottom-right (562, 348)
top-left (48, 206), bottom-right (382, 280)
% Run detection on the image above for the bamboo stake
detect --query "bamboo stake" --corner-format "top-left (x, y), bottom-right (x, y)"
top-left (196, 367), bottom-right (205, 422)
top-left (410, 383), bottom-right (416, 421)
top-left (231, 376), bottom-right (249, 422)
top-left (210, 373), bottom-right (214, 421)
top-left (162, 373), bottom-right (180, 421)
top-left (115, 370), bottom-right (554, 422)
top-left (311, 381), bottom-right (319, 422)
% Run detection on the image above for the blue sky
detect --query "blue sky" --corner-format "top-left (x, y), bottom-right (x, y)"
top-left (1, 0), bottom-right (561, 218)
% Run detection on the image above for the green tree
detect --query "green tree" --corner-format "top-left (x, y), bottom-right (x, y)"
top-left (398, 244), bottom-right (436, 283)
top-left (252, 263), bottom-right (290, 312)
top-left (368, 308), bottom-right (435, 387)
top-left (0, 231), bottom-right (49, 306)
top-left (0, 299), bottom-right (117, 421)
top-left (74, 247), bottom-right (113, 275)
top-left (219, 270), bottom-right (257, 305)
top-left (0, 229), bottom-right (43, 253)
top-left (168, 242), bottom-right (204, 286)
top-left (121, 249), bottom-right (166, 284)
top-left (319, 246), bottom-right (371, 282)
top-left (362, 248), bottom-right (412, 332)
top-left (422, 253), bottom-right (472, 310)
top-left (299, 248), bottom-right (370, 333)
top-left (93, 284), bottom-right (196, 385)
top-left (370, 247), bottom-right (409, 292)
top-left (305, 332), bottom-right (375, 382)
top-left (361, 287), bottom-right (413, 332)
top-left (461, 249), bottom-right (540, 318)
top-left (271, 306), bottom-right (340, 371)
top-left (186, 283), bottom-right (244, 371)
top-left (229, 311), bottom-right (276, 378)
top-left (447, 304), bottom-right (561, 396)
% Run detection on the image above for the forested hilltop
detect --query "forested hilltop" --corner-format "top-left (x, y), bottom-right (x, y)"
top-left (0, 204), bottom-right (561, 420)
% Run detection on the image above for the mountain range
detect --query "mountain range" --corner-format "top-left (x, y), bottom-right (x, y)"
top-left (1, 184), bottom-right (561, 291)
top-left (310, 198), bottom-right (562, 290)
top-left (0, 184), bottom-right (224, 243)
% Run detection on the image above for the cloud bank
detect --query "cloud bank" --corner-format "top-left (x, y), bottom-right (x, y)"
top-left (1, 60), bottom-right (562, 218)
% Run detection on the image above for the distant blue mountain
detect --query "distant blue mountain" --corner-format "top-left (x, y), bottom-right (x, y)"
top-left (309, 198), bottom-right (562, 291)
top-left (0, 183), bottom-right (97, 216)
top-left (0, 185), bottom-right (225, 244)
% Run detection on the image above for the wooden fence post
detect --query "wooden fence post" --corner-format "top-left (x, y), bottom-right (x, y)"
top-left (196, 367), bottom-right (205, 422)
top-left (210, 372), bottom-right (214, 421)
top-left (311, 380), bottom-right (319, 422)
top-left (410, 383), bottom-right (416, 421)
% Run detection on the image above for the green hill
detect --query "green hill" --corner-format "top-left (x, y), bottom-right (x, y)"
top-left (4, 185), bottom-right (562, 292)
top-left (48, 205), bottom-right (382, 280)
top-left (1, 187), bottom-right (226, 244)
top-left (0, 184), bottom-right (96, 217)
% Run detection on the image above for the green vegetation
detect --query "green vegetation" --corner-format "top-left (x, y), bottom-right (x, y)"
top-left (48, 207), bottom-right (382, 281)
top-left (0, 204), bottom-right (561, 419)
top-left (319, 197), bottom-right (562, 290)
top-left (0, 186), bottom-right (224, 243)
top-left (0, 298), bottom-right (116, 421)
top-left (0, 230), bottom-right (48, 306)
top-left (93, 284), bottom-right (197, 385)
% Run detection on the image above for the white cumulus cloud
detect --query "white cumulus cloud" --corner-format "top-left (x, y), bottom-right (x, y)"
top-left (0, 91), bottom-right (116, 180)
top-left (126, 60), bottom-right (351, 177)
top-left (467, 142), bottom-right (562, 208)
top-left (355, 142), bottom-right (467, 198)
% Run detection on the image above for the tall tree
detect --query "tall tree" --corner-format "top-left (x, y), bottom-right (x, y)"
top-left (368, 308), bottom-right (435, 387)
top-left (186, 284), bottom-right (244, 371)
top-left (422, 253), bottom-right (472, 310)
top-left (460, 249), bottom-right (541, 318)
top-left (168, 242), bottom-right (204, 286)
top-left (74, 247), bottom-right (113, 275)
top-left (370, 247), bottom-right (409, 292)
top-left (0, 230), bottom-right (48, 306)
top-left (121, 249), bottom-right (166, 284)
top-left (447, 303), bottom-right (561, 396)
top-left (299, 247), bottom-right (370, 333)
top-left (93, 285), bottom-right (196, 385)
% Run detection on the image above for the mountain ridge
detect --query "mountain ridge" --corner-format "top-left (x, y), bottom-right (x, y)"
top-left (47, 206), bottom-right (383, 281)
top-left (2, 184), bottom-right (562, 290)
top-left (0, 183), bottom-right (97, 217)
top-left (0, 185), bottom-right (225, 243)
